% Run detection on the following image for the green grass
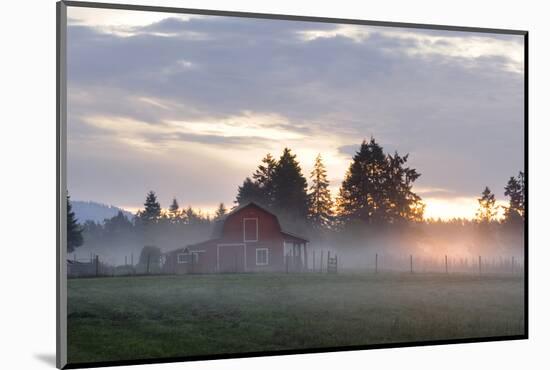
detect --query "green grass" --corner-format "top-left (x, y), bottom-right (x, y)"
top-left (67, 272), bottom-right (524, 364)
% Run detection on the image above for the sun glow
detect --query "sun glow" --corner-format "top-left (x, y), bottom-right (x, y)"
top-left (122, 196), bottom-right (507, 223)
top-left (423, 197), bottom-right (506, 221)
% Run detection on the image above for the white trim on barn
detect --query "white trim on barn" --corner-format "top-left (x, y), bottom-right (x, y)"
top-left (243, 217), bottom-right (259, 242)
top-left (177, 253), bottom-right (188, 264)
top-left (190, 250), bottom-right (204, 263)
top-left (256, 248), bottom-right (269, 266)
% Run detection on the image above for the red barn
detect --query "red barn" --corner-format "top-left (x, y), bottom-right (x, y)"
top-left (164, 202), bottom-right (309, 274)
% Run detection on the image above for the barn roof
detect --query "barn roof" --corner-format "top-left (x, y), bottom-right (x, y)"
top-left (212, 202), bottom-right (309, 243)
top-left (225, 201), bottom-right (272, 218)
top-left (211, 202), bottom-right (270, 238)
top-left (281, 231), bottom-right (309, 244)
top-left (165, 238), bottom-right (221, 255)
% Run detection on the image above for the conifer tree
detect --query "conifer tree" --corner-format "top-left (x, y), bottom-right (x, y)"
top-left (138, 191), bottom-right (161, 225)
top-left (67, 194), bottom-right (84, 253)
top-left (308, 154), bottom-right (334, 229)
top-left (336, 138), bottom-right (423, 226)
top-left (215, 203), bottom-right (227, 220)
top-left (476, 186), bottom-right (497, 224)
top-left (104, 211), bottom-right (132, 237)
top-left (504, 171), bottom-right (525, 225)
top-left (271, 148), bottom-right (309, 220)
top-left (168, 197), bottom-right (180, 222)
top-left (336, 138), bottom-right (387, 225)
top-left (236, 177), bottom-right (264, 206)
top-left (252, 153), bottom-right (277, 207)
top-left (185, 206), bottom-right (202, 225)
top-left (385, 151), bottom-right (424, 222)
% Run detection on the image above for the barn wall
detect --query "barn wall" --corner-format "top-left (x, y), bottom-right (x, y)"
top-left (221, 205), bottom-right (283, 244)
top-left (244, 240), bottom-right (284, 272)
top-left (164, 242), bottom-right (219, 274)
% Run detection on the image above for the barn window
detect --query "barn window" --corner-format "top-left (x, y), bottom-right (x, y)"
top-left (256, 248), bottom-right (268, 265)
top-left (177, 253), bottom-right (189, 264)
top-left (243, 218), bottom-right (258, 242)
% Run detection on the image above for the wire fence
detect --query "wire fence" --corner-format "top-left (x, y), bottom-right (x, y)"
top-left (67, 250), bottom-right (524, 278)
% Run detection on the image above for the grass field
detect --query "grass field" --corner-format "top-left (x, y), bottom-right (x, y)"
top-left (67, 272), bottom-right (524, 364)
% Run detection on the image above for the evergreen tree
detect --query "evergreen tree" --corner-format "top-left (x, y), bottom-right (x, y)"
top-left (336, 138), bottom-right (388, 226)
top-left (336, 139), bottom-right (423, 227)
top-left (271, 148), bottom-right (309, 220)
top-left (252, 153), bottom-right (277, 206)
top-left (476, 186), bottom-right (497, 224)
top-left (308, 154), bottom-right (334, 229)
top-left (215, 203), bottom-right (227, 220)
top-left (185, 206), bottom-right (200, 225)
top-left (518, 171), bottom-right (525, 212)
top-left (236, 177), bottom-right (265, 206)
top-left (384, 151), bottom-right (424, 222)
top-left (504, 171), bottom-right (525, 225)
top-left (168, 197), bottom-right (180, 222)
top-left (235, 154), bottom-right (278, 207)
top-left (103, 211), bottom-right (133, 241)
top-left (67, 194), bottom-right (84, 253)
top-left (137, 191), bottom-right (161, 225)
top-left (82, 220), bottom-right (103, 241)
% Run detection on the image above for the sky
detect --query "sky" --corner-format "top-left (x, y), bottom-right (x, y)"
top-left (66, 6), bottom-right (525, 220)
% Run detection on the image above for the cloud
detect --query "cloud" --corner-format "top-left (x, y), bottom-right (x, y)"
top-left (76, 111), bottom-right (307, 151)
top-left (67, 7), bottom-right (200, 37)
top-left (337, 144), bottom-right (361, 157)
top-left (298, 25), bottom-right (524, 74)
top-left (66, 9), bottom-right (524, 210)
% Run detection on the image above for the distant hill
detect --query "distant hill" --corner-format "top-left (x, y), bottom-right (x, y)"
top-left (72, 201), bottom-right (135, 224)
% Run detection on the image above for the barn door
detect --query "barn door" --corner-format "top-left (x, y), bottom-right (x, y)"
top-left (218, 244), bottom-right (245, 273)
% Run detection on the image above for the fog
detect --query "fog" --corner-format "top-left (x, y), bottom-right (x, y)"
top-left (72, 217), bottom-right (213, 267)
top-left (71, 210), bottom-right (524, 277)
top-left (309, 221), bottom-right (524, 274)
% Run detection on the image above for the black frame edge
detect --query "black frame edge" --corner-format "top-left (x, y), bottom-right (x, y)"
top-left (523, 32), bottom-right (529, 339)
top-left (64, 334), bottom-right (528, 369)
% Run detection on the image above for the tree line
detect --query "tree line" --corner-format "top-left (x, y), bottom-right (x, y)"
top-left (236, 138), bottom-right (425, 232)
top-left (67, 137), bottom-right (525, 253)
top-left (235, 137), bottom-right (524, 231)
top-left (475, 171), bottom-right (525, 226)
top-left (66, 192), bottom-right (218, 253)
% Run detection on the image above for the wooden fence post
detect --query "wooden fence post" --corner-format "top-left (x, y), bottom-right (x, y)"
top-left (285, 253), bottom-right (289, 274)
top-left (320, 250), bottom-right (324, 273)
top-left (479, 255), bottom-right (482, 276)
top-left (410, 255), bottom-right (413, 274)
top-left (312, 249), bottom-right (316, 272)
top-left (95, 255), bottom-right (99, 277)
top-left (304, 244), bottom-right (308, 272)
top-left (445, 255), bottom-right (448, 274)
